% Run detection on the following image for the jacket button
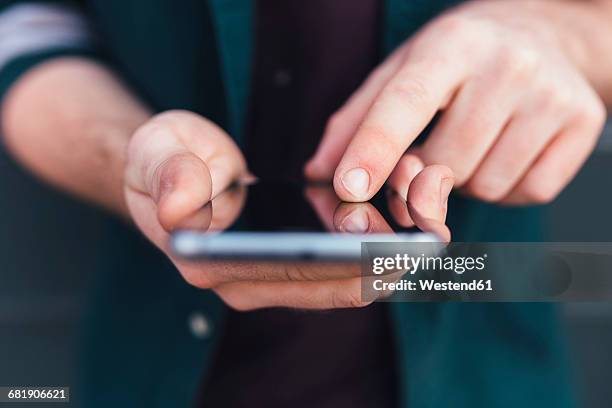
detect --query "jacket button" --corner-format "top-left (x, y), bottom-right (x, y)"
top-left (188, 312), bottom-right (211, 339)
top-left (273, 69), bottom-right (292, 87)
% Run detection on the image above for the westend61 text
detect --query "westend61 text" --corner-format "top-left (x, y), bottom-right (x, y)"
top-left (372, 279), bottom-right (493, 292)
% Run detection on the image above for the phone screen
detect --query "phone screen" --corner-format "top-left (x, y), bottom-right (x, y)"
top-left (214, 180), bottom-right (419, 233)
top-left (169, 181), bottom-right (433, 261)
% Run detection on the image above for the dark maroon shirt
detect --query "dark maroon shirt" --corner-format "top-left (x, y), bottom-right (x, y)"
top-left (201, 1), bottom-right (398, 407)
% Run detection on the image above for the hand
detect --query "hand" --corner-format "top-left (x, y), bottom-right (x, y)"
top-left (123, 109), bottom-right (252, 289)
top-left (305, 0), bottom-right (607, 205)
top-left (124, 110), bottom-right (249, 232)
top-left (144, 162), bottom-right (452, 311)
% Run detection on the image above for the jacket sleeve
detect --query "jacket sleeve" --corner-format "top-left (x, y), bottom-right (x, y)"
top-left (0, 0), bottom-right (101, 105)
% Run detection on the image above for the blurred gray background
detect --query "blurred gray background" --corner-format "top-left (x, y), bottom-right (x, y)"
top-left (0, 123), bottom-right (611, 407)
top-left (550, 122), bottom-right (612, 408)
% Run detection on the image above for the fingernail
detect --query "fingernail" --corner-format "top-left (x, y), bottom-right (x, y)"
top-left (440, 177), bottom-right (454, 208)
top-left (341, 168), bottom-right (370, 200)
top-left (340, 207), bottom-right (370, 233)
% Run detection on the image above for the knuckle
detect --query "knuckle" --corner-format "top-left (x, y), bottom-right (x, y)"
top-left (496, 46), bottom-right (540, 80)
top-left (520, 178), bottom-right (557, 204)
top-left (551, 88), bottom-right (574, 111)
top-left (538, 86), bottom-right (569, 109)
top-left (387, 75), bottom-right (432, 110)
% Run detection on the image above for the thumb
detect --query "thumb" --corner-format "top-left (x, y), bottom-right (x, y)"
top-left (125, 110), bottom-right (247, 231)
top-left (154, 151), bottom-right (212, 231)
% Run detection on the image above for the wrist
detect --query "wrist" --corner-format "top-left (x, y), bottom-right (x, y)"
top-left (2, 57), bottom-right (153, 217)
top-left (90, 115), bottom-right (150, 218)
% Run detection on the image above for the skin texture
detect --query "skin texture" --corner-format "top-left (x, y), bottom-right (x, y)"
top-left (132, 182), bottom-right (450, 311)
top-left (124, 113), bottom-right (451, 310)
top-left (1, 59), bottom-right (149, 215)
top-left (3, 0), bottom-right (612, 310)
top-left (305, 0), bottom-right (612, 205)
top-left (1, 58), bottom-right (452, 311)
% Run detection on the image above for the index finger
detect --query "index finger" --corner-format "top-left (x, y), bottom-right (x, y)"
top-left (333, 55), bottom-right (468, 202)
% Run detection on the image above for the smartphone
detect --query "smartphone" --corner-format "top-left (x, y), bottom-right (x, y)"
top-left (170, 181), bottom-right (438, 261)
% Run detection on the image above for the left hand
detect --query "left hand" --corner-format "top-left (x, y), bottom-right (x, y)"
top-left (305, 0), bottom-right (607, 205)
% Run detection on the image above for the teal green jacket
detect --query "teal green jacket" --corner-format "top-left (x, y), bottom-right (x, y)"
top-left (0, 0), bottom-right (575, 407)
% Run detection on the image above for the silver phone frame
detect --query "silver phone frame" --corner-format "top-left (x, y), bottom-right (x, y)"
top-left (170, 231), bottom-right (439, 261)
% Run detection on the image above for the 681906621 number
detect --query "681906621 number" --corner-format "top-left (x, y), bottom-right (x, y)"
top-left (1, 387), bottom-right (69, 402)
